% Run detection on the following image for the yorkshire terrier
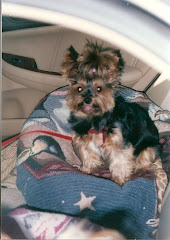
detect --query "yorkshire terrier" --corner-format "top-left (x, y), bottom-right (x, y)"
top-left (61, 41), bottom-right (160, 186)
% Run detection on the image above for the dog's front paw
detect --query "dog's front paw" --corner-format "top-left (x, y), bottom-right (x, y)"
top-left (109, 155), bottom-right (134, 186)
top-left (80, 158), bottom-right (103, 174)
top-left (111, 174), bottom-right (128, 187)
top-left (80, 165), bottom-right (93, 174)
top-left (109, 163), bottom-right (133, 187)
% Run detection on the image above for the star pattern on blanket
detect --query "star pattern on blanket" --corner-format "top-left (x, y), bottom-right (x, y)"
top-left (74, 192), bottom-right (96, 211)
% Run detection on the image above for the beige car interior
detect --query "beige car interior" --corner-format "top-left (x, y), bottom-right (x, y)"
top-left (1, 0), bottom-right (170, 237)
top-left (2, 25), bottom-right (169, 140)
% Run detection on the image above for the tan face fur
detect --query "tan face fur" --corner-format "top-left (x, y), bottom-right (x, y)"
top-left (67, 76), bottom-right (115, 118)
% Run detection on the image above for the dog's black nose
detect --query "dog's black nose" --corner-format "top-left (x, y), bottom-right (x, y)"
top-left (84, 97), bottom-right (92, 104)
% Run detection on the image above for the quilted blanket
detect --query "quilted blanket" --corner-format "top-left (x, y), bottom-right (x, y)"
top-left (2, 207), bottom-right (126, 239)
top-left (16, 85), bottom-right (170, 239)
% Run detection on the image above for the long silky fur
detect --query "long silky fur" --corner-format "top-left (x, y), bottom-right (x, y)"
top-left (62, 40), bottom-right (160, 185)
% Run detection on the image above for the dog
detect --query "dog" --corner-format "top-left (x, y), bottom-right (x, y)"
top-left (61, 41), bottom-right (160, 186)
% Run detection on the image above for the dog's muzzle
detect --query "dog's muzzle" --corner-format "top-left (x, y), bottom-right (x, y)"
top-left (84, 97), bottom-right (92, 104)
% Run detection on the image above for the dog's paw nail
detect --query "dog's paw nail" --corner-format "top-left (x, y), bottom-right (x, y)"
top-left (113, 178), bottom-right (125, 187)
top-left (73, 164), bottom-right (81, 170)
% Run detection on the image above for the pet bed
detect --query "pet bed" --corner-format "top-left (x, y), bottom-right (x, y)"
top-left (2, 85), bottom-right (170, 239)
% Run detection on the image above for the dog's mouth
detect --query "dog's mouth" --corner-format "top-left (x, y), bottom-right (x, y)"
top-left (77, 102), bottom-right (101, 114)
top-left (83, 103), bottom-right (93, 112)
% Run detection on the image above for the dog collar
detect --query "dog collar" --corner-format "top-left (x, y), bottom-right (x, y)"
top-left (88, 126), bottom-right (109, 147)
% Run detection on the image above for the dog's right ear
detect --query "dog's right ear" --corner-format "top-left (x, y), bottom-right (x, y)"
top-left (61, 46), bottom-right (79, 78)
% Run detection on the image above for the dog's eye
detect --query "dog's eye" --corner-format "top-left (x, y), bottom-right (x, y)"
top-left (96, 87), bottom-right (102, 92)
top-left (78, 87), bottom-right (82, 92)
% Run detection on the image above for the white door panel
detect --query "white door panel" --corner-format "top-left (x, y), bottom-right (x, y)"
top-left (2, 84), bottom-right (46, 139)
top-left (2, 60), bottom-right (68, 92)
top-left (3, 26), bottom-right (64, 72)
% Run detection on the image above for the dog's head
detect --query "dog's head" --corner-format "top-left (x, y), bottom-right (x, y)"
top-left (62, 41), bottom-right (125, 117)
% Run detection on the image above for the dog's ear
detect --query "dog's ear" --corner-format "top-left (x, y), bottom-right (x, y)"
top-left (61, 45), bottom-right (79, 78)
top-left (101, 49), bottom-right (125, 85)
top-left (106, 50), bottom-right (125, 85)
top-left (114, 50), bottom-right (125, 73)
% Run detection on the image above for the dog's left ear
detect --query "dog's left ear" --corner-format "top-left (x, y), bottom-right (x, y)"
top-left (114, 50), bottom-right (125, 73)
top-left (61, 45), bottom-right (79, 78)
top-left (106, 50), bottom-right (125, 84)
